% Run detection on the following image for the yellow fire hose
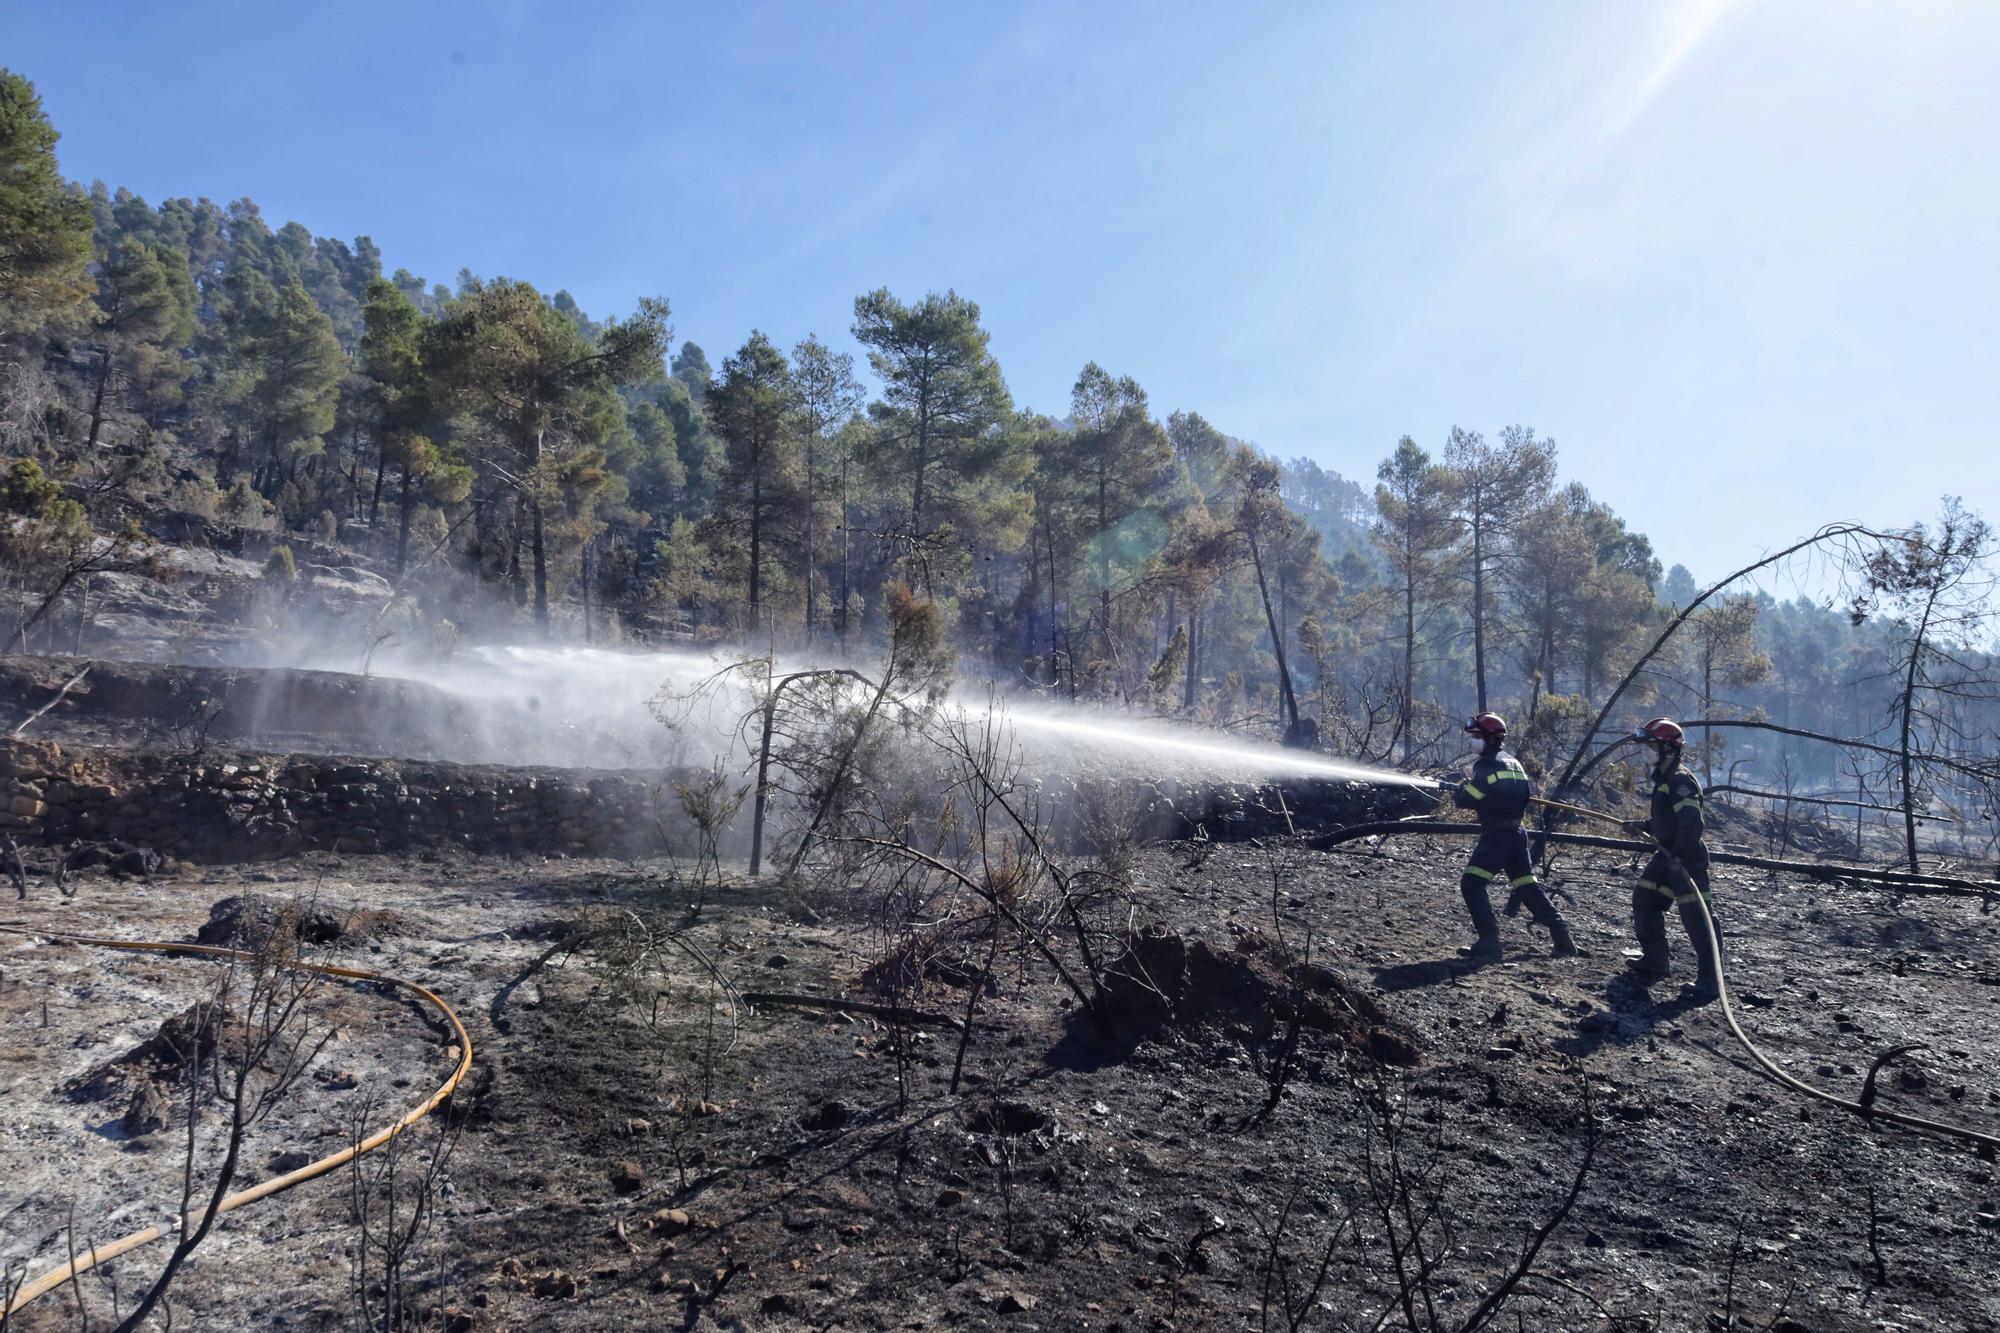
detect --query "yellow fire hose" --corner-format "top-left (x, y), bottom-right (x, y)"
top-left (0, 925), bottom-right (474, 1316)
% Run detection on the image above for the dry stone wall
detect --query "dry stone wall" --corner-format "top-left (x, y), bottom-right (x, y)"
top-left (0, 738), bottom-right (680, 863)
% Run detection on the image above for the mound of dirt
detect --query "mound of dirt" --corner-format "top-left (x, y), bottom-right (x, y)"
top-left (194, 893), bottom-right (404, 949)
top-left (67, 1001), bottom-right (226, 1104)
top-left (1101, 927), bottom-right (1421, 1066)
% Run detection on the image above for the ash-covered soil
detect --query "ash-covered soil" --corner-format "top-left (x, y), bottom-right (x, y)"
top-left (4, 837), bottom-right (1998, 1331)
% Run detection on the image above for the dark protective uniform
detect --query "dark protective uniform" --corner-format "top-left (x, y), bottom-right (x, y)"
top-left (1452, 749), bottom-right (1569, 948)
top-left (1632, 764), bottom-right (1721, 985)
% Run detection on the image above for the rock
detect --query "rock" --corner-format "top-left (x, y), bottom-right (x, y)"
top-left (608, 1161), bottom-right (644, 1194)
top-left (766, 953), bottom-right (791, 968)
top-left (800, 1100), bottom-right (853, 1132)
top-left (530, 1271), bottom-right (578, 1300)
top-left (966, 1100), bottom-right (1053, 1137)
top-left (648, 1208), bottom-right (692, 1236)
top-left (627, 1118), bottom-right (652, 1135)
top-left (63, 841), bottom-right (164, 876)
top-left (268, 1149), bottom-right (313, 1174)
top-left (109, 846), bottom-right (163, 877)
top-left (982, 1289), bottom-right (1037, 1314)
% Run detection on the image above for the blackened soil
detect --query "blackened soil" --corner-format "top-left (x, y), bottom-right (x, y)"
top-left (5, 837), bottom-right (1999, 1331)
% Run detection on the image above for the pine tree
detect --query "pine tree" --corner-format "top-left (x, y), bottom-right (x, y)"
top-left (1443, 424), bottom-right (1555, 711)
top-left (1683, 594), bottom-right (1771, 783)
top-left (424, 278), bottom-right (669, 629)
top-left (0, 71), bottom-right (94, 336)
top-left (852, 288), bottom-right (1020, 587)
top-left (792, 334), bottom-right (864, 638)
top-left (624, 399), bottom-right (688, 523)
top-left (708, 331), bottom-right (801, 631)
top-left (85, 241), bottom-right (197, 454)
top-left (1373, 436), bottom-right (1458, 756)
top-left (239, 274), bottom-right (345, 504)
top-left (1069, 363), bottom-right (1174, 672)
top-left (1505, 489), bottom-right (1595, 718)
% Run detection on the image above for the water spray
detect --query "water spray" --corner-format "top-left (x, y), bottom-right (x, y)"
top-left (999, 710), bottom-right (1442, 787)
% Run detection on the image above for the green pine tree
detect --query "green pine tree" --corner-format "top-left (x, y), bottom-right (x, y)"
top-left (0, 71), bottom-right (94, 335)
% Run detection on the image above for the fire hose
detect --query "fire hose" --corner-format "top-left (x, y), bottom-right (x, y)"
top-left (1306, 820), bottom-right (2000, 1156)
top-left (0, 925), bottom-right (473, 1317)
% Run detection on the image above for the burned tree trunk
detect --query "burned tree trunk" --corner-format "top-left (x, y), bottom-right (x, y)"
top-left (1246, 527), bottom-right (1299, 733)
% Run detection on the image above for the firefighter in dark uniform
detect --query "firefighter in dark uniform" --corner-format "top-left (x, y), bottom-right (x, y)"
top-left (1621, 717), bottom-right (1721, 1001)
top-left (1452, 713), bottom-right (1577, 962)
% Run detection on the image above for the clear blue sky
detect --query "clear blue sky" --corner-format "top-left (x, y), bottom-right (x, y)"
top-left (7, 0), bottom-right (1996, 585)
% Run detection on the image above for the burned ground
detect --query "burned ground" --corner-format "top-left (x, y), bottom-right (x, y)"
top-left (2, 835), bottom-right (1998, 1331)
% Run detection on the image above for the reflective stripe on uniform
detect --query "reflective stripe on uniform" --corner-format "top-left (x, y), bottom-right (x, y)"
top-left (1461, 783), bottom-right (1484, 800)
top-left (1487, 771), bottom-right (1529, 782)
top-left (1509, 874), bottom-right (1538, 887)
top-left (1463, 865), bottom-right (1497, 880)
top-left (1637, 878), bottom-right (1675, 901)
top-left (1674, 798), bottom-right (1702, 812)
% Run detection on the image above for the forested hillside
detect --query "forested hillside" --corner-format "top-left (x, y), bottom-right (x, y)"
top-left (1, 69), bottom-right (1993, 816)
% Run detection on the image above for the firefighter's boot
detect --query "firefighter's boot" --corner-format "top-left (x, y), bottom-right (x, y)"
top-left (1627, 907), bottom-right (1671, 979)
top-left (1459, 880), bottom-right (1503, 964)
top-left (1460, 934), bottom-right (1503, 964)
top-left (1548, 921), bottom-right (1579, 959)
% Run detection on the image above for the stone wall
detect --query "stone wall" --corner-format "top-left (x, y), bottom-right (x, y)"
top-left (0, 738), bottom-right (682, 863)
top-left (0, 738), bottom-right (1435, 869)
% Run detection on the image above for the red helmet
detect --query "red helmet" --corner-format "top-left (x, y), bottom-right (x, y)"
top-left (1634, 717), bottom-right (1685, 745)
top-left (1464, 712), bottom-right (1507, 740)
